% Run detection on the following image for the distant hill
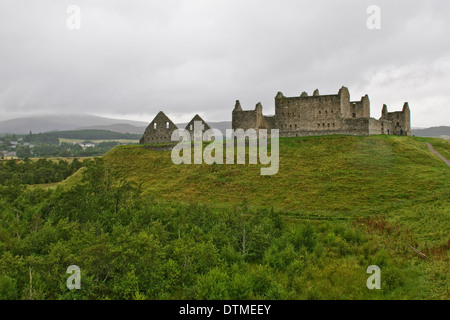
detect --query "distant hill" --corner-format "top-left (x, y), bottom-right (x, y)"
top-left (79, 121), bottom-right (233, 135)
top-left (0, 114), bottom-right (148, 135)
top-left (46, 129), bottom-right (141, 141)
top-left (5, 113), bottom-right (446, 139)
top-left (18, 129), bottom-right (141, 145)
top-left (175, 121), bottom-right (232, 134)
top-left (0, 114), bottom-right (232, 136)
top-left (412, 126), bottom-right (450, 139)
top-left (78, 124), bottom-right (147, 134)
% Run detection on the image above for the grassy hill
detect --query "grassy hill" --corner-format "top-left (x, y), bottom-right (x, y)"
top-left (90, 135), bottom-right (448, 298)
top-left (98, 135), bottom-right (450, 238)
top-left (19, 135), bottom-right (450, 299)
top-left (102, 135), bottom-right (449, 212)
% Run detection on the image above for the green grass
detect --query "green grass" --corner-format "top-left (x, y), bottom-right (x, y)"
top-left (413, 136), bottom-right (450, 160)
top-left (62, 134), bottom-right (449, 299)
top-left (101, 135), bottom-right (449, 212)
top-left (26, 182), bottom-right (59, 189)
top-left (59, 138), bottom-right (139, 144)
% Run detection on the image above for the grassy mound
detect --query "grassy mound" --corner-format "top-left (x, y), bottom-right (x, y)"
top-left (102, 135), bottom-right (449, 212)
top-left (55, 135), bottom-right (449, 299)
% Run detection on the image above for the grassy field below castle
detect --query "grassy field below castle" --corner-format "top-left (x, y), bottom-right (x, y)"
top-left (0, 135), bottom-right (448, 299)
top-left (97, 135), bottom-right (450, 298)
top-left (104, 135), bottom-right (449, 215)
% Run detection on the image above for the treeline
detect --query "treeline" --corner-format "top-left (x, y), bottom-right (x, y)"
top-left (0, 158), bottom-right (409, 300)
top-left (22, 133), bottom-right (59, 145)
top-left (15, 141), bottom-right (120, 159)
top-left (23, 130), bottom-right (141, 144)
top-left (0, 158), bottom-right (84, 185)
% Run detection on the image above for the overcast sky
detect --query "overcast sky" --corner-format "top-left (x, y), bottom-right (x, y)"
top-left (0, 0), bottom-right (449, 127)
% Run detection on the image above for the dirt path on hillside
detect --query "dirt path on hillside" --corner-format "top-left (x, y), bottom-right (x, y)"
top-left (425, 143), bottom-right (450, 167)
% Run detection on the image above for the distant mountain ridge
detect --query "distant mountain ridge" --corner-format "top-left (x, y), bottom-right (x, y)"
top-left (78, 123), bottom-right (147, 134)
top-left (80, 121), bottom-right (232, 135)
top-left (0, 114), bottom-right (447, 139)
top-left (0, 114), bottom-right (233, 136)
top-left (0, 114), bottom-right (148, 135)
top-left (411, 126), bottom-right (450, 139)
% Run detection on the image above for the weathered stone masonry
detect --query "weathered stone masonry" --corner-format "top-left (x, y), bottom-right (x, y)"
top-left (140, 112), bottom-right (211, 144)
top-left (140, 86), bottom-right (411, 144)
top-left (232, 86), bottom-right (411, 137)
top-left (140, 111), bottom-right (178, 144)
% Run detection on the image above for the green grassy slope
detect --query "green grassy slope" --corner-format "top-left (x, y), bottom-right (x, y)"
top-left (62, 135), bottom-right (449, 299)
top-left (103, 135), bottom-right (449, 213)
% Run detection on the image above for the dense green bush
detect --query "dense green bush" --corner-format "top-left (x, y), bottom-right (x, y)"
top-left (0, 158), bottom-right (83, 185)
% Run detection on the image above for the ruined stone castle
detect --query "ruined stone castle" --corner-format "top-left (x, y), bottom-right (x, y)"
top-left (140, 86), bottom-right (411, 144)
top-left (140, 112), bottom-right (210, 144)
top-left (232, 86), bottom-right (410, 137)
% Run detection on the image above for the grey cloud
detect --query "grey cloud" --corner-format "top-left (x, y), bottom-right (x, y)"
top-left (0, 0), bottom-right (449, 127)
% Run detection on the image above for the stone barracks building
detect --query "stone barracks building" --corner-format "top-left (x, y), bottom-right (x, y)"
top-left (232, 86), bottom-right (410, 137)
top-left (140, 86), bottom-right (411, 143)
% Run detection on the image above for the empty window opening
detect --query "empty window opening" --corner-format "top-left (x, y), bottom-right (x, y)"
top-left (166, 122), bottom-right (169, 129)
top-left (153, 123), bottom-right (157, 129)
top-left (352, 113), bottom-right (356, 118)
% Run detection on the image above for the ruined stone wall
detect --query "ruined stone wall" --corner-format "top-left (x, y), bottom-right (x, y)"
top-left (391, 112), bottom-right (406, 135)
top-left (273, 93), bottom-right (345, 133)
top-left (232, 109), bottom-right (258, 131)
top-left (230, 87), bottom-right (410, 138)
top-left (401, 103), bottom-right (411, 136)
top-left (368, 118), bottom-right (394, 135)
top-left (350, 95), bottom-right (370, 119)
top-left (339, 87), bottom-right (352, 119)
top-left (383, 110), bottom-right (410, 136)
top-left (280, 118), bottom-right (370, 137)
top-left (369, 118), bottom-right (383, 135)
top-left (262, 115), bottom-right (275, 131)
top-left (140, 111), bottom-right (178, 144)
top-left (185, 114), bottom-right (211, 139)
